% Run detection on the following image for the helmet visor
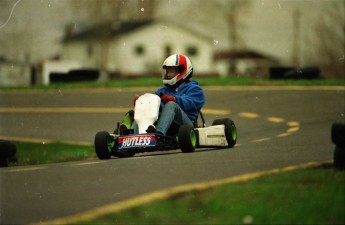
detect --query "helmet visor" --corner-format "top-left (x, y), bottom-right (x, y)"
top-left (162, 66), bottom-right (180, 80)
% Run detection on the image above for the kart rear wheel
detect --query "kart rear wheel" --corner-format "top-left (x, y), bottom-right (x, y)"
top-left (212, 118), bottom-right (237, 148)
top-left (94, 131), bottom-right (113, 160)
top-left (178, 124), bottom-right (196, 153)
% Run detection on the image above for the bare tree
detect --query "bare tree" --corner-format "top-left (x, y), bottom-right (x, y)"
top-left (177, 0), bottom-right (251, 50)
top-left (306, 0), bottom-right (344, 78)
top-left (69, 0), bottom-right (156, 25)
top-left (221, 0), bottom-right (251, 50)
top-left (69, 0), bottom-right (121, 24)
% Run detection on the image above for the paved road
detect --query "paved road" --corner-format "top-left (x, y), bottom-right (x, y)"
top-left (0, 86), bottom-right (344, 224)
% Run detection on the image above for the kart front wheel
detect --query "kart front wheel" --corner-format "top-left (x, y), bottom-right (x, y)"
top-left (178, 124), bottom-right (196, 153)
top-left (212, 118), bottom-right (237, 148)
top-left (94, 131), bottom-right (113, 160)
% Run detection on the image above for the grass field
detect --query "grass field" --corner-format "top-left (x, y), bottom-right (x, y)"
top-left (1, 76), bottom-right (344, 91)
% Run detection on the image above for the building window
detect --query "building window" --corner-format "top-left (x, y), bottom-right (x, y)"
top-left (186, 46), bottom-right (198, 56)
top-left (87, 44), bottom-right (93, 57)
top-left (135, 45), bottom-right (145, 55)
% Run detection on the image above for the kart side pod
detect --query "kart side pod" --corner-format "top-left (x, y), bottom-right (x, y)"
top-left (196, 125), bottom-right (228, 147)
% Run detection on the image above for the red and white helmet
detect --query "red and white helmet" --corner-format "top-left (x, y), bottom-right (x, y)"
top-left (162, 54), bottom-right (193, 86)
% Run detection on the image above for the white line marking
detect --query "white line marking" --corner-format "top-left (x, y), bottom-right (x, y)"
top-left (0, 107), bottom-right (229, 115)
top-left (251, 138), bottom-right (272, 143)
top-left (4, 166), bottom-right (48, 173)
top-left (276, 133), bottom-right (292, 137)
top-left (238, 112), bottom-right (259, 119)
top-left (0, 136), bottom-right (91, 146)
top-left (267, 117), bottom-right (285, 123)
top-left (287, 127), bottom-right (300, 133)
top-left (288, 121), bottom-right (300, 127)
top-left (72, 161), bottom-right (104, 166)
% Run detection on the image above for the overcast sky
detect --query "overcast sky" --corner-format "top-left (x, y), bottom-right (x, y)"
top-left (0, 0), bottom-right (344, 65)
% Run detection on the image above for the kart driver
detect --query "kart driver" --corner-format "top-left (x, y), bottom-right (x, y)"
top-left (126, 53), bottom-right (205, 135)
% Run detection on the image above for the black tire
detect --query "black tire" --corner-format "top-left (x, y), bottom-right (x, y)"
top-left (269, 67), bottom-right (295, 79)
top-left (94, 131), bottom-right (113, 160)
top-left (178, 124), bottom-right (196, 153)
top-left (0, 140), bottom-right (16, 167)
top-left (212, 118), bottom-right (237, 148)
top-left (0, 140), bottom-right (16, 158)
top-left (334, 146), bottom-right (345, 170)
top-left (331, 123), bottom-right (345, 147)
top-left (50, 69), bottom-right (99, 83)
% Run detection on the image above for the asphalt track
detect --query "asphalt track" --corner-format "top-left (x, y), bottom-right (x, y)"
top-left (0, 86), bottom-right (344, 224)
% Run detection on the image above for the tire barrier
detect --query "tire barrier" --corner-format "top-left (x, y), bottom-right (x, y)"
top-left (269, 67), bottom-right (321, 79)
top-left (50, 69), bottom-right (100, 83)
top-left (331, 123), bottom-right (345, 170)
top-left (0, 140), bottom-right (16, 167)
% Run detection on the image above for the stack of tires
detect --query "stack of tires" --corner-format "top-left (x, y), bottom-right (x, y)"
top-left (0, 140), bottom-right (16, 167)
top-left (269, 67), bottom-right (321, 79)
top-left (331, 123), bottom-right (345, 170)
top-left (50, 69), bottom-right (100, 83)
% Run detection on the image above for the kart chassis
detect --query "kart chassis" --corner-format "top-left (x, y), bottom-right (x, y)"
top-left (95, 93), bottom-right (237, 159)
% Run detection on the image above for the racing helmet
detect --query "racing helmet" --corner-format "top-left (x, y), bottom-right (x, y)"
top-left (162, 54), bottom-right (193, 86)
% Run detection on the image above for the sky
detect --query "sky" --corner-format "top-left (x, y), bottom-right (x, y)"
top-left (0, 0), bottom-right (344, 66)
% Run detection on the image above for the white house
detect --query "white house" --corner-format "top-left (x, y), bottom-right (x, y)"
top-left (61, 20), bottom-right (218, 78)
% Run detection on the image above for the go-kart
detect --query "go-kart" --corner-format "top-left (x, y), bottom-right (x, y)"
top-left (94, 93), bottom-right (237, 159)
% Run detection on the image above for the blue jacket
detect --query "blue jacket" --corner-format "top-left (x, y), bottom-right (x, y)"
top-left (155, 80), bottom-right (205, 121)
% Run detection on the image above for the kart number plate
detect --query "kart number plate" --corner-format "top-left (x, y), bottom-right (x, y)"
top-left (118, 134), bottom-right (156, 149)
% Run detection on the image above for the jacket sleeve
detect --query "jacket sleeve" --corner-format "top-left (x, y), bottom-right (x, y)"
top-left (175, 85), bottom-right (205, 115)
top-left (154, 88), bottom-right (163, 96)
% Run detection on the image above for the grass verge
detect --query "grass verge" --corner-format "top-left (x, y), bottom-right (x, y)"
top-left (9, 142), bottom-right (95, 166)
top-left (78, 164), bottom-right (344, 225)
top-left (1, 77), bottom-right (344, 91)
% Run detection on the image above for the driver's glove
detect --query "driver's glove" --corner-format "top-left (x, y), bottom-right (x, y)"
top-left (160, 94), bottom-right (176, 104)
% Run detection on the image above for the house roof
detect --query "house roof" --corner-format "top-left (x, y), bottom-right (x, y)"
top-left (63, 20), bottom-right (154, 42)
top-left (214, 50), bottom-right (279, 63)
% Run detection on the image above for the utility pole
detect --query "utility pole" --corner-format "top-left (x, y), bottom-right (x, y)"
top-left (292, 9), bottom-right (301, 67)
